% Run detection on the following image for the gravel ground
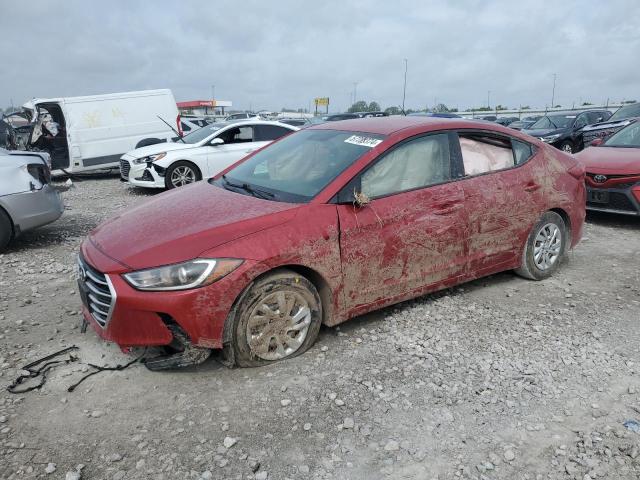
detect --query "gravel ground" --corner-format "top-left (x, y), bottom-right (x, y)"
top-left (0, 175), bottom-right (639, 480)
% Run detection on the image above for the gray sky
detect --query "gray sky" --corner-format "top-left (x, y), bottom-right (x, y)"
top-left (1, 0), bottom-right (639, 113)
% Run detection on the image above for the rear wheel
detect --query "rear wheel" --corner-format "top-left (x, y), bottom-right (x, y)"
top-left (0, 208), bottom-right (13, 252)
top-left (515, 211), bottom-right (567, 280)
top-left (164, 161), bottom-right (201, 189)
top-left (226, 270), bottom-right (322, 367)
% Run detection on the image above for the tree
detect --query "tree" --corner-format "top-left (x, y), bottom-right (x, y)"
top-left (384, 106), bottom-right (401, 115)
top-left (581, 102), bottom-right (593, 106)
top-left (495, 104), bottom-right (508, 111)
top-left (348, 101), bottom-right (368, 113)
top-left (622, 100), bottom-right (636, 104)
top-left (553, 104), bottom-right (562, 108)
top-left (432, 103), bottom-right (450, 113)
top-left (367, 101), bottom-right (381, 112)
top-left (521, 105), bottom-right (531, 110)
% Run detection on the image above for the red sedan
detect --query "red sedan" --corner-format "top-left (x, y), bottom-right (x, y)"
top-left (78, 117), bottom-right (585, 369)
top-left (576, 119), bottom-right (640, 216)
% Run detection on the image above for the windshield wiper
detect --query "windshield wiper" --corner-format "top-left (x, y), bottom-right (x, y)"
top-left (221, 175), bottom-right (275, 200)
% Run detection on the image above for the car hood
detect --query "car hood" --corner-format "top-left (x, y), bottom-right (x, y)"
top-left (575, 146), bottom-right (640, 174)
top-left (122, 141), bottom-right (201, 160)
top-left (582, 118), bottom-right (635, 132)
top-left (87, 182), bottom-right (301, 271)
top-left (522, 128), bottom-right (566, 138)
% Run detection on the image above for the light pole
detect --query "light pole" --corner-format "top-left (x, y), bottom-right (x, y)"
top-left (211, 85), bottom-right (216, 100)
top-left (551, 73), bottom-right (556, 109)
top-left (353, 82), bottom-right (358, 106)
top-left (487, 90), bottom-right (491, 109)
top-left (402, 59), bottom-right (408, 112)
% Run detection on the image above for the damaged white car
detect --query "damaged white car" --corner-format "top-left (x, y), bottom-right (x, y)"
top-left (120, 120), bottom-right (298, 189)
top-left (0, 148), bottom-right (64, 251)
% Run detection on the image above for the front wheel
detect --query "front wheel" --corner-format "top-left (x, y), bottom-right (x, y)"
top-left (0, 208), bottom-right (13, 252)
top-left (559, 141), bottom-right (574, 154)
top-left (164, 161), bottom-right (201, 189)
top-left (515, 211), bottom-right (567, 280)
top-left (226, 270), bottom-right (322, 367)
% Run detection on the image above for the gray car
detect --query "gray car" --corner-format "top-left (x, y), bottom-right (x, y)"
top-left (0, 148), bottom-right (64, 251)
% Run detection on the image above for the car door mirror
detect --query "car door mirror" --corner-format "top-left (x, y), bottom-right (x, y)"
top-left (210, 138), bottom-right (224, 146)
top-left (590, 138), bottom-right (604, 147)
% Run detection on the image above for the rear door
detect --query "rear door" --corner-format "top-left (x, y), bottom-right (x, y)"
top-left (337, 132), bottom-right (468, 311)
top-left (455, 131), bottom-right (540, 275)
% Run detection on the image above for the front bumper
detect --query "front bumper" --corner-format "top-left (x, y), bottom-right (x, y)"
top-left (120, 157), bottom-right (165, 189)
top-left (2, 185), bottom-right (64, 235)
top-left (586, 183), bottom-right (640, 216)
top-left (78, 243), bottom-right (256, 349)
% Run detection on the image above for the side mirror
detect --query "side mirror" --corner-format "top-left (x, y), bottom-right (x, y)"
top-left (590, 138), bottom-right (604, 147)
top-left (210, 138), bottom-right (224, 146)
top-left (353, 190), bottom-right (371, 208)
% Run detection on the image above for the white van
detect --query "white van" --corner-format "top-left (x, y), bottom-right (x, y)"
top-left (22, 89), bottom-right (181, 175)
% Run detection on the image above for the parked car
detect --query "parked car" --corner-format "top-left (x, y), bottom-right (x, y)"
top-left (0, 148), bottom-right (63, 251)
top-left (18, 89), bottom-right (180, 175)
top-left (495, 117), bottom-right (519, 126)
top-left (0, 118), bottom-right (16, 149)
top-left (581, 103), bottom-right (640, 149)
top-left (509, 119), bottom-right (537, 130)
top-left (79, 117), bottom-right (585, 369)
top-left (523, 110), bottom-right (611, 153)
top-left (408, 112), bottom-right (461, 118)
top-left (576, 119), bottom-right (640, 215)
top-left (120, 120), bottom-right (298, 189)
top-left (325, 113), bottom-right (360, 121)
top-left (224, 113), bottom-right (260, 122)
top-left (279, 117), bottom-right (327, 128)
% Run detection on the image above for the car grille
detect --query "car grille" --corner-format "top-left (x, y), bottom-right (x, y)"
top-left (120, 159), bottom-right (131, 180)
top-left (78, 256), bottom-right (116, 328)
top-left (587, 192), bottom-right (637, 213)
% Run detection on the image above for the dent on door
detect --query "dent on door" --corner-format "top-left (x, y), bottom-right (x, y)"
top-left (337, 182), bottom-right (468, 313)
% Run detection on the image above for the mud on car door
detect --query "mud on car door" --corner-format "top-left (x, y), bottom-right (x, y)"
top-left (336, 132), bottom-right (468, 312)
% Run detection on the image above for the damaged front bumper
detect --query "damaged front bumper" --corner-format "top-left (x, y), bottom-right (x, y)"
top-left (120, 156), bottom-right (166, 189)
top-left (77, 241), bottom-right (256, 367)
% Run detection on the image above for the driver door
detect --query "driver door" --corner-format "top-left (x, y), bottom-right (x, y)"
top-left (336, 132), bottom-right (468, 313)
top-left (206, 125), bottom-right (256, 176)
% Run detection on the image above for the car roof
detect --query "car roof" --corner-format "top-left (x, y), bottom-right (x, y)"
top-left (309, 116), bottom-right (501, 135)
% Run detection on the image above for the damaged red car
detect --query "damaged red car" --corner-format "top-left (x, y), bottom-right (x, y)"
top-left (78, 117), bottom-right (585, 369)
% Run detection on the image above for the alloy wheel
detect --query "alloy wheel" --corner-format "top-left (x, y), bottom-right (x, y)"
top-left (533, 223), bottom-right (562, 271)
top-left (246, 290), bottom-right (312, 361)
top-left (170, 166), bottom-right (196, 187)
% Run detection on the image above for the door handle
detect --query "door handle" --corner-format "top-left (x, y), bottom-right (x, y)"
top-left (433, 203), bottom-right (462, 215)
top-left (524, 182), bottom-right (541, 192)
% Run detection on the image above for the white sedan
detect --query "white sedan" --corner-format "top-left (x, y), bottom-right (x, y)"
top-left (120, 120), bottom-right (298, 189)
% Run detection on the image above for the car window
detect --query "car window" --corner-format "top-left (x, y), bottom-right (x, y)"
top-left (219, 126), bottom-right (254, 144)
top-left (254, 125), bottom-right (292, 141)
top-left (181, 121), bottom-right (191, 132)
top-left (610, 103), bottom-right (640, 121)
top-left (575, 114), bottom-right (588, 129)
top-left (459, 134), bottom-right (515, 175)
top-left (512, 139), bottom-right (534, 165)
top-left (360, 134), bottom-right (451, 198)
top-left (220, 129), bottom-right (385, 202)
top-left (604, 121), bottom-right (640, 147)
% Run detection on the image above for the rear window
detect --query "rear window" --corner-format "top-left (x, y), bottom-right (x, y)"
top-left (610, 103), bottom-right (640, 121)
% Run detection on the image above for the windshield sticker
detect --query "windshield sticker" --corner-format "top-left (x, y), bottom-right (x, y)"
top-left (344, 135), bottom-right (383, 148)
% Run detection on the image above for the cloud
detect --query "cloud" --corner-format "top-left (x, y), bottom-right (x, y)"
top-left (1, 0), bottom-right (639, 112)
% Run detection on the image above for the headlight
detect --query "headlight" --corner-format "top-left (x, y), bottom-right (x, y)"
top-left (123, 259), bottom-right (243, 291)
top-left (132, 152), bottom-right (166, 165)
top-left (540, 134), bottom-right (561, 143)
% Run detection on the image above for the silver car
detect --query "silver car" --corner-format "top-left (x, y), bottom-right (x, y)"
top-left (0, 148), bottom-right (64, 251)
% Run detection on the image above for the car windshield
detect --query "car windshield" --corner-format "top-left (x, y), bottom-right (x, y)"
top-left (181, 122), bottom-right (226, 144)
top-left (531, 115), bottom-right (574, 129)
top-left (603, 121), bottom-right (640, 148)
top-left (609, 103), bottom-right (640, 121)
top-left (215, 129), bottom-right (385, 202)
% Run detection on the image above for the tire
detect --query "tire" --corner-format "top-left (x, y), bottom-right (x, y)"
top-left (226, 270), bottom-right (322, 367)
top-left (164, 161), bottom-right (201, 189)
top-left (135, 138), bottom-right (165, 149)
top-left (558, 141), bottom-right (574, 154)
top-left (0, 208), bottom-right (13, 252)
top-left (515, 211), bottom-right (567, 281)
